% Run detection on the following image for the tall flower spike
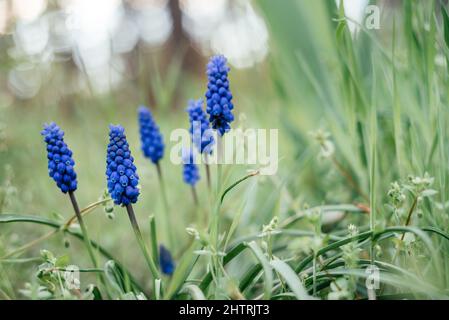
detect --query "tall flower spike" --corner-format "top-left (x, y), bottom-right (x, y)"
top-left (138, 106), bottom-right (164, 164)
top-left (205, 55), bottom-right (234, 136)
top-left (186, 98), bottom-right (214, 154)
top-left (106, 125), bottom-right (140, 206)
top-left (182, 148), bottom-right (200, 186)
top-left (41, 122), bottom-right (77, 193)
top-left (159, 244), bottom-right (175, 275)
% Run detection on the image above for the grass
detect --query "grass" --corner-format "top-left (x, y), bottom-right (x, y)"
top-left (1, 0), bottom-right (449, 300)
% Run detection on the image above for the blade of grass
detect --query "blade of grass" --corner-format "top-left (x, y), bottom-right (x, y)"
top-left (220, 171), bottom-right (259, 205)
top-left (0, 214), bottom-right (145, 294)
top-left (149, 215), bottom-right (159, 270)
top-left (181, 284), bottom-right (206, 300)
top-left (246, 241), bottom-right (273, 299)
top-left (164, 241), bottom-right (199, 299)
top-left (270, 259), bottom-right (312, 300)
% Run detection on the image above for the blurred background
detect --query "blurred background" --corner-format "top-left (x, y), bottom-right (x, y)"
top-left (0, 0), bottom-right (278, 292)
top-left (3, 0), bottom-right (445, 297)
top-left (0, 0), bottom-right (270, 102)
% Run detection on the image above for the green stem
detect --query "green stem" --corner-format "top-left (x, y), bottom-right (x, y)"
top-left (204, 155), bottom-right (213, 228)
top-left (57, 267), bottom-right (104, 273)
top-left (68, 191), bottom-right (110, 297)
top-left (216, 164), bottom-right (223, 199)
top-left (191, 186), bottom-right (199, 206)
top-left (149, 215), bottom-right (159, 270)
top-left (211, 136), bottom-right (223, 288)
top-left (401, 196), bottom-right (418, 241)
top-left (156, 162), bottom-right (174, 249)
top-left (390, 195), bottom-right (419, 270)
top-left (216, 135), bottom-right (223, 197)
top-left (312, 253), bottom-right (317, 296)
top-left (69, 192), bottom-right (98, 267)
top-left (125, 204), bottom-right (161, 289)
top-left (389, 196), bottom-right (420, 282)
top-left (204, 161), bottom-right (211, 190)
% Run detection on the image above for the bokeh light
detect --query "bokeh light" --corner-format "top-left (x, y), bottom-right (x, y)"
top-left (210, 2), bottom-right (268, 69)
top-left (1, 0), bottom-right (271, 99)
top-left (12, 0), bottom-right (47, 22)
top-left (181, 0), bottom-right (268, 69)
top-left (337, 0), bottom-right (370, 34)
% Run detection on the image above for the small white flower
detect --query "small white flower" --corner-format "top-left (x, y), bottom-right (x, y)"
top-left (320, 140), bottom-right (335, 158)
top-left (348, 224), bottom-right (358, 236)
top-left (186, 227), bottom-right (200, 240)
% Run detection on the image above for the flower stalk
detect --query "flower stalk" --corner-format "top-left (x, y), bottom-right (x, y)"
top-left (205, 162), bottom-right (211, 190)
top-left (68, 191), bottom-right (110, 297)
top-left (191, 186), bottom-right (199, 206)
top-left (156, 162), bottom-right (174, 249)
top-left (204, 54), bottom-right (236, 291)
top-left (126, 204), bottom-right (160, 281)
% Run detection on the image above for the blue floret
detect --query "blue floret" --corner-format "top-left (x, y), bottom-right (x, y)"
top-left (41, 122), bottom-right (77, 194)
top-left (106, 125), bottom-right (140, 206)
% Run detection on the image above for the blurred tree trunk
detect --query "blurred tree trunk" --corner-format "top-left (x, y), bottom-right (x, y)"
top-left (138, 0), bottom-right (205, 110)
top-left (167, 0), bottom-right (204, 74)
top-left (146, 0), bottom-right (204, 110)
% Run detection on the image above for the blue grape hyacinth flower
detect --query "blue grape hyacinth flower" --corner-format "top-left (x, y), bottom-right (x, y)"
top-left (182, 148), bottom-right (200, 186)
top-left (159, 244), bottom-right (175, 275)
top-left (106, 125), bottom-right (140, 206)
top-left (205, 55), bottom-right (234, 136)
top-left (41, 122), bottom-right (77, 193)
top-left (138, 106), bottom-right (164, 164)
top-left (186, 98), bottom-right (214, 154)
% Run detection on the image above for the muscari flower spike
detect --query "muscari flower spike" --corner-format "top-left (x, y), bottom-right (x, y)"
top-left (205, 55), bottom-right (234, 136)
top-left (182, 148), bottom-right (200, 186)
top-left (138, 106), bottom-right (164, 164)
top-left (159, 244), bottom-right (175, 275)
top-left (186, 98), bottom-right (214, 154)
top-left (106, 125), bottom-right (140, 206)
top-left (41, 122), bottom-right (77, 193)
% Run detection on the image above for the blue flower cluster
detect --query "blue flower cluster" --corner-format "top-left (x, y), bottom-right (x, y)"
top-left (42, 55), bottom-right (234, 202)
top-left (41, 122), bottom-right (77, 193)
top-left (205, 55), bottom-right (234, 136)
top-left (182, 148), bottom-right (199, 186)
top-left (159, 244), bottom-right (175, 275)
top-left (186, 99), bottom-right (214, 154)
top-left (138, 106), bottom-right (164, 164)
top-left (106, 125), bottom-right (140, 206)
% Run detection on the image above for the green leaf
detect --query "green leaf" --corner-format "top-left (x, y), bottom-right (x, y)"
top-left (0, 214), bottom-right (60, 228)
top-left (149, 215), bottom-right (159, 270)
top-left (246, 241), bottom-right (273, 299)
top-left (421, 189), bottom-right (438, 197)
top-left (295, 230), bottom-right (373, 272)
top-left (220, 171), bottom-right (259, 204)
top-left (199, 242), bottom-right (247, 291)
top-left (181, 284), bottom-right (206, 300)
top-left (0, 214), bottom-right (145, 295)
top-left (55, 254), bottom-right (70, 268)
top-left (422, 227), bottom-right (449, 242)
top-left (223, 194), bottom-right (249, 250)
top-left (442, 6), bottom-right (449, 52)
top-left (239, 264), bottom-right (263, 293)
top-left (104, 260), bottom-right (127, 296)
top-left (91, 285), bottom-right (103, 300)
top-left (270, 259), bottom-right (312, 300)
top-left (164, 241), bottom-right (198, 299)
top-left (306, 268), bottom-right (447, 298)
